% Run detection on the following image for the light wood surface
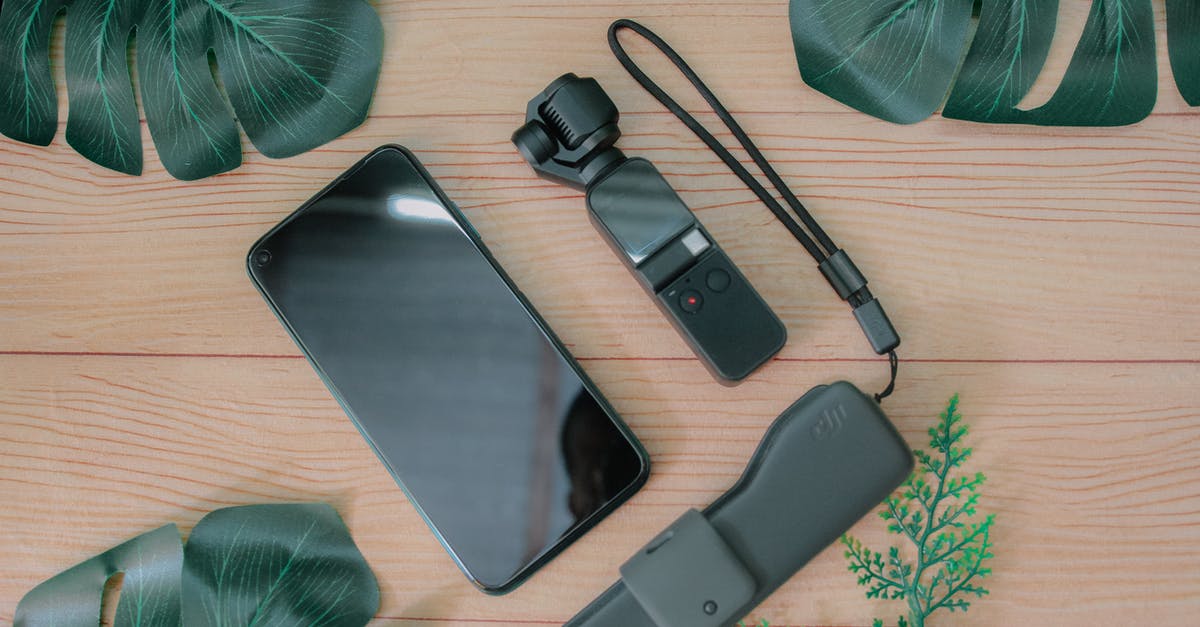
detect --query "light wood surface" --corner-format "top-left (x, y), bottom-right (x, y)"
top-left (1, 1), bottom-right (1198, 625)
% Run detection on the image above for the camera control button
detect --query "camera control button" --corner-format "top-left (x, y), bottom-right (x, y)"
top-left (679, 290), bottom-right (704, 313)
top-left (706, 268), bottom-right (731, 292)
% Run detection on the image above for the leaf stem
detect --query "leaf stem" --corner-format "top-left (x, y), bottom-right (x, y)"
top-left (927, 525), bottom-right (992, 614)
top-left (907, 402), bottom-right (959, 623)
top-left (845, 539), bottom-right (907, 593)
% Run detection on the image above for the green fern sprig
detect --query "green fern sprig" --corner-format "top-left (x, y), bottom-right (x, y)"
top-left (843, 395), bottom-right (995, 627)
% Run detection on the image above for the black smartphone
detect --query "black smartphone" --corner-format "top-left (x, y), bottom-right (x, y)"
top-left (247, 145), bottom-right (650, 594)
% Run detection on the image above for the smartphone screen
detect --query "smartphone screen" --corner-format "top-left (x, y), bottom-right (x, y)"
top-left (248, 146), bottom-right (648, 593)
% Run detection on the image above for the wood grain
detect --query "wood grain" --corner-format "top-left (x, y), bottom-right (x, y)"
top-left (2, 358), bottom-right (1198, 626)
top-left (2, 1), bottom-right (1199, 625)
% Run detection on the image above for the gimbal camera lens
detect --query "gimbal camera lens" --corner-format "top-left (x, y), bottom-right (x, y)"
top-left (512, 121), bottom-right (557, 166)
top-left (511, 74), bottom-right (624, 190)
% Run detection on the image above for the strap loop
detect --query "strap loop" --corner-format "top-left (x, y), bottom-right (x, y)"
top-left (607, 19), bottom-right (900, 402)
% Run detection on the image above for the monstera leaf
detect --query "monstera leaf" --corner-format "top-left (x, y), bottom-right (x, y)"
top-left (789, 0), bottom-right (1195, 125)
top-left (14, 524), bottom-right (184, 626)
top-left (0, 0), bottom-right (384, 179)
top-left (181, 504), bottom-right (379, 626)
top-left (1168, 0), bottom-right (1200, 105)
top-left (15, 503), bottom-right (379, 627)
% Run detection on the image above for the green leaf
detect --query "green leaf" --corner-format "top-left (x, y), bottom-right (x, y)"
top-left (62, 0), bottom-right (143, 173)
top-left (788, 0), bottom-right (976, 124)
top-left (181, 503), bottom-right (379, 627)
top-left (136, 0), bottom-right (241, 180)
top-left (0, 0), bottom-right (70, 146)
top-left (0, 0), bottom-right (383, 179)
top-left (14, 524), bottom-right (184, 627)
top-left (842, 395), bottom-right (996, 624)
top-left (1168, 0), bottom-right (1200, 105)
top-left (16, 504), bottom-right (378, 627)
top-left (204, 0), bottom-right (383, 159)
top-left (1015, 0), bottom-right (1157, 125)
top-left (792, 0), bottom-right (1170, 126)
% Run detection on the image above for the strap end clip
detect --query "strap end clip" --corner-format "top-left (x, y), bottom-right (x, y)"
top-left (819, 250), bottom-right (900, 354)
top-left (854, 297), bottom-right (901, 355)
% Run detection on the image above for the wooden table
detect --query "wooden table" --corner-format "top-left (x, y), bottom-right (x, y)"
top-left (2, 1), bottom-right (1198, 625)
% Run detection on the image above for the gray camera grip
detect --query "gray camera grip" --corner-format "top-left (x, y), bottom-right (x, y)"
top-left (565, 381), bottom-right (913, 627)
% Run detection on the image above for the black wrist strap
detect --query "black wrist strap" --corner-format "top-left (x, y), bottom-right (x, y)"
top-left (607, 19), bottom-right (900, 402)
top-left (564, 382), bottom-right (914, 627)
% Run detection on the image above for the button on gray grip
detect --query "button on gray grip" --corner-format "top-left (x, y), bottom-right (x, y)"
top-left (619, 509), bottom-right (755, 627)
top-left (565, 382), bottom-right (914, 627)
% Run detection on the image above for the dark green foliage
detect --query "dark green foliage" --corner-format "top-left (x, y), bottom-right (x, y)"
top-left (182, 504), bottom-right (379, 627)
top-left (1168, 0), bottom-right (1200, 105)
top-left (1004, 0), bottom-right (1157, 125)
top-left (0, 0), bottom-right (70, 147)
top-left (842, 395), bottom-right (995, 627)
top-left (788, 0), bottom-right (976, 124)
top-left (63, 0), bottom-right (144, 174)
top-left (942, 0), bottom-right (1061, 123)
top-left (15, 504), bottom-right (379, 627)
top-left (0, 0), bottom-right (383, 179)
top-left (790, 0), bottom-right (1184, 126)
top-left (15, 524), bottom-right (183, 627)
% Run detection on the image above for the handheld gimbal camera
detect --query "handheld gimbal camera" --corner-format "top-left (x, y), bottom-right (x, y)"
top-left (513, 74), bottom-right (787, 383)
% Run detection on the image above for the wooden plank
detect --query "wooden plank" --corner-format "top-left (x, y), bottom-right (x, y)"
top-left (1, 1), bottom-right (1198, 626)
top-left (1, 111), bottom-right (1197, 359)
top-left (1, 0), bottom-right (1197, 360)
top-left (1, 356), bottom-right (1197, 625)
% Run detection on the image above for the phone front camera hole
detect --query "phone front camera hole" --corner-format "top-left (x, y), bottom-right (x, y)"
top-left (254, 250), bottom-right (272, 268)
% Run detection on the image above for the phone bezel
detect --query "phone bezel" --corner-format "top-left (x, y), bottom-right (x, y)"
top-left (245, 144), bottom-right (651, 594)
